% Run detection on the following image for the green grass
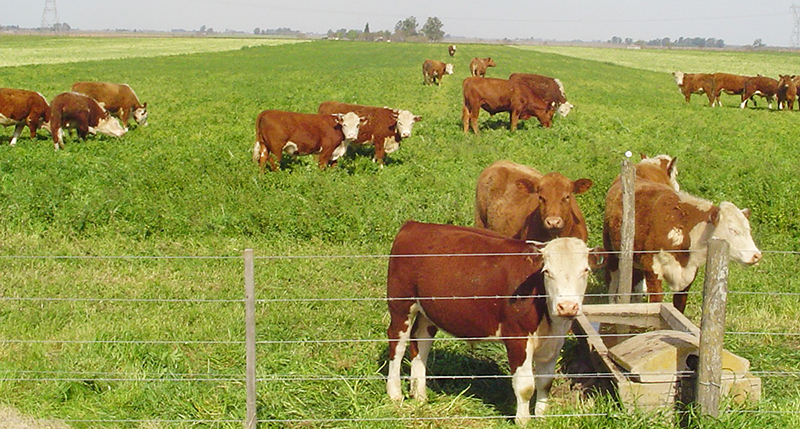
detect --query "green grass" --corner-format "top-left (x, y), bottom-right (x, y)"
top-left (1, 39), bottom-right (799, 427)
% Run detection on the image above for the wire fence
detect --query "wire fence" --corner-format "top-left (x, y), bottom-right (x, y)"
top-left (1, 248), bottom-right (798, 427)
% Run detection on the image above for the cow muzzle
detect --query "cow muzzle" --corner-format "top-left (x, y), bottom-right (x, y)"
top-left (544, 216), bottom-right (564, 231)
top-left (556, 301), bottom-right (580, 318)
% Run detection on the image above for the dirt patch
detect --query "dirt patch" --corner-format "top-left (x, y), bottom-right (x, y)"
top-left (0, 406), bottom-right (70, 429)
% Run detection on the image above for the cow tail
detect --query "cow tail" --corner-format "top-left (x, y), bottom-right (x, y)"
top-left (252, 139), bottom-right (261, 163)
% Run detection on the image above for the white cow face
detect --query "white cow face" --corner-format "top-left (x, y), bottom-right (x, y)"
top-left (539, 237), bottom-right (591, 319)
top-left (94, 116), bottom-right (127, 138)
top-left (335, 111), bottom-right (363, 141)
top-left (672, 71), bottom-right (685, 86)
top-left (557, 102), bottom-right (574, 117)
top-left (713, 202), bottom-right (762, 265)
top-left (134, 103), bottom-right (148, 126)
top-left (444, 63), bottom-right (454, 75)
top-left (393, 109), bottom-right (421, 139)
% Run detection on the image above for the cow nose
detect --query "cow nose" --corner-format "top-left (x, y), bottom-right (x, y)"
top-left (751, 251), bottom-right (762, 264)
top-left (401, 131), bottom-right (410, 138)
top-left (557, 301), bottom-right (579, 317)
top-left (545, 217), bottom-right (564, 230)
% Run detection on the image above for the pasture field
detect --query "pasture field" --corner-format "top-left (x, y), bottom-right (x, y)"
top-left (1, 37), bottom-right (799, 428)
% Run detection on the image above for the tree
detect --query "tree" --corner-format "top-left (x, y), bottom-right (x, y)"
top-left (253, 27), bottom-right (260, 35)
top-left (421, 17), bottom-right (444, 41)
top-left (394, 16), bottom-right (418, 38)
top-left (364, 23), bottom-right (370, 34)
top-left (753, 38), bottom-right (765, 48)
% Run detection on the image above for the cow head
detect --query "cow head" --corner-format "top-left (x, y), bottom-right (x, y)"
top-left (485, 57), bottom-right (496, 68)
top-left (556, 101), bottom-right (574, 117)
top-left (539, 237), bottom-right (592, 318)
top-left (672, 71), bottom-right (685, 86)
top-left (392, 109), bottom-right (422, 139)
top-left (333, 112), bottom-right (363, 141)
top-left (444, 63), bottom-right (454, 75)
top-left (711, 202), bottom-right (762, 265)
top-left (134, 102), bottom-right (148, 126)
top-left (535, 173), bottom-right (593, 238)
top-left (93, 115), bottom-right (127, 138)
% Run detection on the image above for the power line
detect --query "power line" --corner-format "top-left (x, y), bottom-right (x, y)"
top-left (40, 0), bottom-right (59, 30)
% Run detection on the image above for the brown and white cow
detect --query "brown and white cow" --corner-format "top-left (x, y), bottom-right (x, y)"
top-left (711, 73), bottom-right (752, 107)
top-left (70, 81), bottom-right (147, 129)
top-left (672, 71), bottom-right (715, 106)
top-left (386, 221), bottom-right (600, 425)
top-left (632, 153), bottom-right (680, 191)
top-left (509, 73), bottom-right (574, 117)
top-left (603, 180), bottom-right (761, 313)
top-left (422, 59), bottom-right (454, 86)
top-left (741, 75), bottom-right (779, 109)
top-left (317, 101), bottom-right (420, 165)
top-left (776, 74), bottom-right (797, 110)
top-left (474, 160), bottom-right (593, 242)
top-left (0, 88), bottom-right (50, 146)
top-left (462, 77), bottom-right (556, 133)
top-left (49, 92), bottom-right (127, 150)
top-left (469, 57), bottom-right (496, 77)
top-left (448, 44), bottom-right (456, 57)
top-left (252, 110), bottom-right (362, 172)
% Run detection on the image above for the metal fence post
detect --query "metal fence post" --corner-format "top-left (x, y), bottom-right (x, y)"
top-left (244, 249), bottom-right (257, 429)
top-left (696, 238), bottom-right (729, 417)
top-left (615, 153), bottom-right (635, 304)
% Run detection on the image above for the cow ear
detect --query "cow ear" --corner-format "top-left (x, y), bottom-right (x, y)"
top-left (515, 178), bottom-right (538, 194)
top-left (414, 115), bottom-right (422, 122)
top-left (572, 178), bottom-right (593, 194)
top-left (667, 156), bottom-right (678, 175)
top-left (640, 152), bottom-right (648, 160)
top-left (589, 247), bottom-right (609, 270)
top-left (709, 206), bottom-right (721, 225)
top-left (331, 113), bottom-right (344, 123)
top-left (741, 208), bottom-right (751, 219)
top-left (143, 102), bottom-right (147, 108)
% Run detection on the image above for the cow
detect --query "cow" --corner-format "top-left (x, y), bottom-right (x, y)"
top-left (603, 180), bottom-right (762, 313)
top-left (252, 110), bottom-right (363, 172)
top-left (0, 88), bottom-right (50, 146)
top-left (741, 75), bottom-right (779, 109)
top-left (317, 101), bottom-right (421, 166)
top-left (632, 153), bottom-right (680, 191)
top-left (462, 77), bottom-right (556, 133)
top-left (509, 73), bottom-right (574, 117)
top-left (422, 59), bottom-right (453, 86)
top-left (711, 72), bottom-right (752, 107)
top-left (386, 221), bottom-right (602, 425)
top-left (70, 81), bottom-right (147, 130)
top-left (671, 71), bottom-right (715, 106)
top-left (474, 160), bottom-right (593, 242)
top-left (776, 74), bottom-right (797, 110)
top-left (448, 44), bottom-right (456, 57)
top-left (49, 92), bottom-right (127, 150)
top-left (470, 57), bottom-right (496, 77)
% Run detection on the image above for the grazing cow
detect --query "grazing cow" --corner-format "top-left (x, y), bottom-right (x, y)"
top-left (603, 180), bottom-right (761, 313)
top-left (386, 221), bottom-right (601, 425)
top-left (49, 92), bottom-right (126, 150)
top-left (0, 88), bottom-right (50, 146)
top-left (252, 110), bottom-right (362, 172)
top-left (470, 57), bottom-right (496, 77)
top-left (711, 73), bottom-right (752, 107)
top-left (317, 101), bottom-right (420, 165)
top-left (448, 44), bottom-right (456, 57)
top-left (70, 81), bottom-right (147, 129)
top-left (671, 71), bottom-right (715, 106)
top-left (474, 160), bottom-right (593, 242)
top-left (776, 74), bottom-right (797, 110)
top-left (422, 59), bottom-right (454, 86)
top-left (741, 75), bottom-right (779, 109)
top-left (509, 73), bottom-right (574, 117)
top-left (462, 77), bottom-right (556, 133)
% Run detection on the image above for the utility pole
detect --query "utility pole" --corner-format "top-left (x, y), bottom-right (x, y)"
top-left (792, 4), bottom-right (800, 48)
top-left (41, 0), bottom-right (59, 31)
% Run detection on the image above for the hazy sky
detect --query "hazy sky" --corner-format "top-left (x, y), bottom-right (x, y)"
top-left (6, 0), bottom-right (798, 47)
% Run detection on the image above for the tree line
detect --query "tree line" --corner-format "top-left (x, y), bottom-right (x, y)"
top-left (609, 36), bottom-right (727, 48)
top-left (253, 16), bottom-right (444, 42)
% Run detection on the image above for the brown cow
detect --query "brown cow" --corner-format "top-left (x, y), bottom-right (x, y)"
top-left (711, 73), bottom-right (752, 107)
top-left (386, 221), bottom-right (599, 425)
top-left (776, 74), bottom-right (797, 110)
top-left (252, 110), bottom-right (363, 172)
top-left (470, 57), bottom-right (496, 77)
top-left (509, 73), bottom-right (574, 117)
top-left (49, 92), bottom-right (127, 150)
top-left (70, 81), bottom-right (147, 129)
top-left (317, 101), bottom-right (420, 165)
top-left (422, 59), bottom-right (453, 86)
top-left (448, 44), bottom-right (456, 57)
top-left (474, 160), bottom-right (593, 242)
top-left (603, 179), bottom-right (761, 313)
top-left (0, 88), bottom-right (50, 146)
top-left (741, 75), bottom-right (779, 109)
top-left (462, 77), bottom-right (555, 133)
top-left (628, 153), bottom-right (680, 191)
top-left (671, 71), bottom-right (715, 106)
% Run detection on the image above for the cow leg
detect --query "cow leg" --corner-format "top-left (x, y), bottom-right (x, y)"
top-left (462, 105), bottom-right (471, 134)
top-left (510, 111), bottom-right (520, 132)
top-left (673, 286), bottom-right (690, 313)
top-left (375, 138), bottom-right (387, 167)
top-left (9, 123), bottom-right (24, 146)
top-left (505, 335), bottom-right (535, 426)
top-left (120, 109), bottom-right (130, 131)
top-left (409, 313), bottom-right (437, 402)
top-left (644, 271), bottom-right (664, 303)
top-left (533, 318), bottom-right (567, 416)
top-left (387, 301), bottom-right (419, 401)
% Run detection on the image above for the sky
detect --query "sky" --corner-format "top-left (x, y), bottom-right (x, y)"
top-left (5, 0), bottom-right (798, 47)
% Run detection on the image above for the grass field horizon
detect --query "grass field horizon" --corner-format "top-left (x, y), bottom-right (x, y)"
top-left (1, 38), bottom-right (799, 428)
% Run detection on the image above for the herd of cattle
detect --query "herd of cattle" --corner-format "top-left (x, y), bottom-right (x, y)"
top-left (673, 70), bottom-right (800, 109)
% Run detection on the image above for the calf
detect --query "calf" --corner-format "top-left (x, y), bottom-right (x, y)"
top-left (776, 74), bottom-right (797, 110)
top-left (317, 101), bottom-right (420, 165)
top-left (386, 221), bottom-right (600, 425)
top-left (474, 160), bottom-right (593, 242)
top-left (711, 73), bottom-right (751, 107)
top-left (252, 110), bottom-right (362, 172)
top-left (603, 180), bottom-right (761, 312)
top-left (672, 71), bottom-right (715, 106)
top-left (470, 57), bottom-right (496, 77)
top-left (448, 44), bottom-right (456, 57)
top-left (509, 73), bottom-right (574, 117)
top-left (422, 59), bottom-right (453, 86)
top-left (741, 76), bottom-right (779, 109)
top-left (462, 77), bottom-right (555, 133)
top-left (70, 81), bottom-right (147, 129)
top-left (0, 88), bottom-right (50, 146)
top-left (49, 92), bottom-right (126, 150)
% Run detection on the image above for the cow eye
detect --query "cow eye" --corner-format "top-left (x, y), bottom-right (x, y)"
top-left (542, 269), bottom-right (552, 278)
top-left (564, 195), bottom-right (571, 203)
top-left (729, 227), bottom-right (741, 236)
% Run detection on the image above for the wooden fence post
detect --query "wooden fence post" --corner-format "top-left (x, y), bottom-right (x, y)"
top-left (696, 238), bottom-right (729, 417)
top-left (614, 153), bottom-right (635, 304)
top-left (244, 249), bottom-right (257, 429)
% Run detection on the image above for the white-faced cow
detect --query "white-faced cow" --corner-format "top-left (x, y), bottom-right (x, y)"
top-left (317, 101), bottom-right (420, 166)
top-left (509, 73), bottom-right (574, 117)
top-left (49, 92), bottom-right (127, 150)
top-left (252, 110), bottom-right (362, 172)
top-left (386, 221), bottom-right (601, 425)
top-left (474, 160), bottom-right (593, 242)
top-left (422, 59), bottom-right (453, 86)
top-left (672, 71), bottom-right (715, 106)
top-left (462, 77), bottom-right (556, 133)
top-left (448, 44), bottom-right (456, 57)
top-left (603, 179), bottom-right (761, 312)
top-left (70, 81), bottom-right (147, 129)
top-left (470, 57), bottom-right (496, 77)
top-left (776, 74), bottom-right (797, 110)
top-left (0, 88), bottom-right (50, 146)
